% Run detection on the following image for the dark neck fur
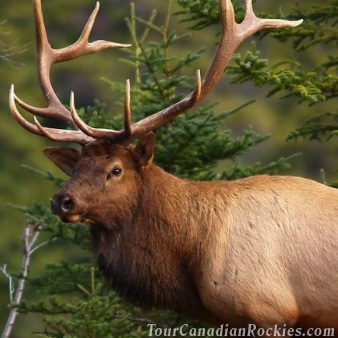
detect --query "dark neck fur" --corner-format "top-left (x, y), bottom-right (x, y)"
top-left (90, 164), bottom-right (229, 319)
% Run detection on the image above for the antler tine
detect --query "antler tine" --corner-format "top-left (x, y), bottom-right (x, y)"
top-left (124, 79), bottom-right (132, 136)
top-left (9, 84), bottom-right (43, 136)
top-left (191, 70), bottom-right (202, 104)
top-left (34, 116), bottom-right (94, 144)
top-left (34, 0), bottom-right (130, 114)
top-left (9, 85), bottom-right (93, 144)
top-left (11, 0), bottom-right (131, 144)
top-left (69, 92), bottom-right (128, 143)
top-left (70, 86), bottom-right (135, 144)
top-left (188, 0), bottom-right (302, 102)
top-left (241, 0), bottom-right (303, 33)
top-left (53, 2), bottom-right (131, 62)
top-left (94, 63), bottom-right (200, 143)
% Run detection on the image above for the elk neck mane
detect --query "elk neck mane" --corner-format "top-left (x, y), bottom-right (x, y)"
top-left (90, 163), bottom-right (233, 318)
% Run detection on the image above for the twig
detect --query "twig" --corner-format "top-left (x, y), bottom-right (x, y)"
top-left (30, 237), bottom-right (57, 255)
top-left (1, 224), bottom-right (55, 338)
top-left (0, 21), bottom-right (29, 68)
top-left (0, 265), bottom-right (15, 304)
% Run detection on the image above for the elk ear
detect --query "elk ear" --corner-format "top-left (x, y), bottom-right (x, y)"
top-left (132, 133), bottom-right (156, 167)
top-left (43, 147), bottom-right (80, 176)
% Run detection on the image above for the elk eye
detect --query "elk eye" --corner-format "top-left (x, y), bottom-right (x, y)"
top-left (106, 165), bottom-right (122, 180)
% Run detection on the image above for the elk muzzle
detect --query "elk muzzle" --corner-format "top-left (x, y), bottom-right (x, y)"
top-left (51, 192), bottom-right (81, 223)
top-left (51, 191), bottom-right (73, 213)
top-left (50, 191), bottom-right (97, 225)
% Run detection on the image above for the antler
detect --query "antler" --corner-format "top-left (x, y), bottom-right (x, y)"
top-left (9, 0), bottom-right (131, 144)
top-left (10, 0), bottom-right (302, 145)
top-left (126, 0), bottom-right (303, 141)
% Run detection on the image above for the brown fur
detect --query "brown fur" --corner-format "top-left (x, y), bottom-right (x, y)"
top-left (44, 134), bottom-right (338, 336)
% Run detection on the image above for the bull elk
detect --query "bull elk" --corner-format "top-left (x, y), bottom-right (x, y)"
top-left (9, 0), bottom-right (338, 335)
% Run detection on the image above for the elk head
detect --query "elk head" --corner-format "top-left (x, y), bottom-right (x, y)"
top-left (9, 0), bottom-right (302, 227)
top-left (44, 133), bottom-right (156, 226)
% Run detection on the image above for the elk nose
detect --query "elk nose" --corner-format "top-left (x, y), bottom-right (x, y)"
top-left (50, 193), bottom-right (74, 215)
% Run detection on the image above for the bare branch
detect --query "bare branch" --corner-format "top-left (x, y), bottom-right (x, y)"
top-left (1, 224), bottom-right (58, 338)
top-left (30, 236), bottom-right (58, 255)
top-left (0, 265), bottom-right (15, 304)
top-left (0, 21), bottom-right (29, 68)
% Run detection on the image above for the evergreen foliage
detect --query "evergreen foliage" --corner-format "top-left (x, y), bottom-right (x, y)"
top-left (177, 0), bottom-right (338, 141)
top-left (2, 0), bottom-right (336, 337)
top-left (269, 2), bottom-right (338, 142)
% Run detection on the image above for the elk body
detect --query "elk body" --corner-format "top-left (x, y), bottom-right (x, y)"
top-left (9, 0), bottom-right (338, 336)
top-left (45, 135), bottom-right (338, 332)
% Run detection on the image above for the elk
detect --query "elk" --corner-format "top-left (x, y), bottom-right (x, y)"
top-left (9, 0), bottom-right (338, 335)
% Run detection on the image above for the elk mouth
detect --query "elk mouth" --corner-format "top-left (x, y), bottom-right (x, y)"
top-left (58, 212), bottom-right (97, 226)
